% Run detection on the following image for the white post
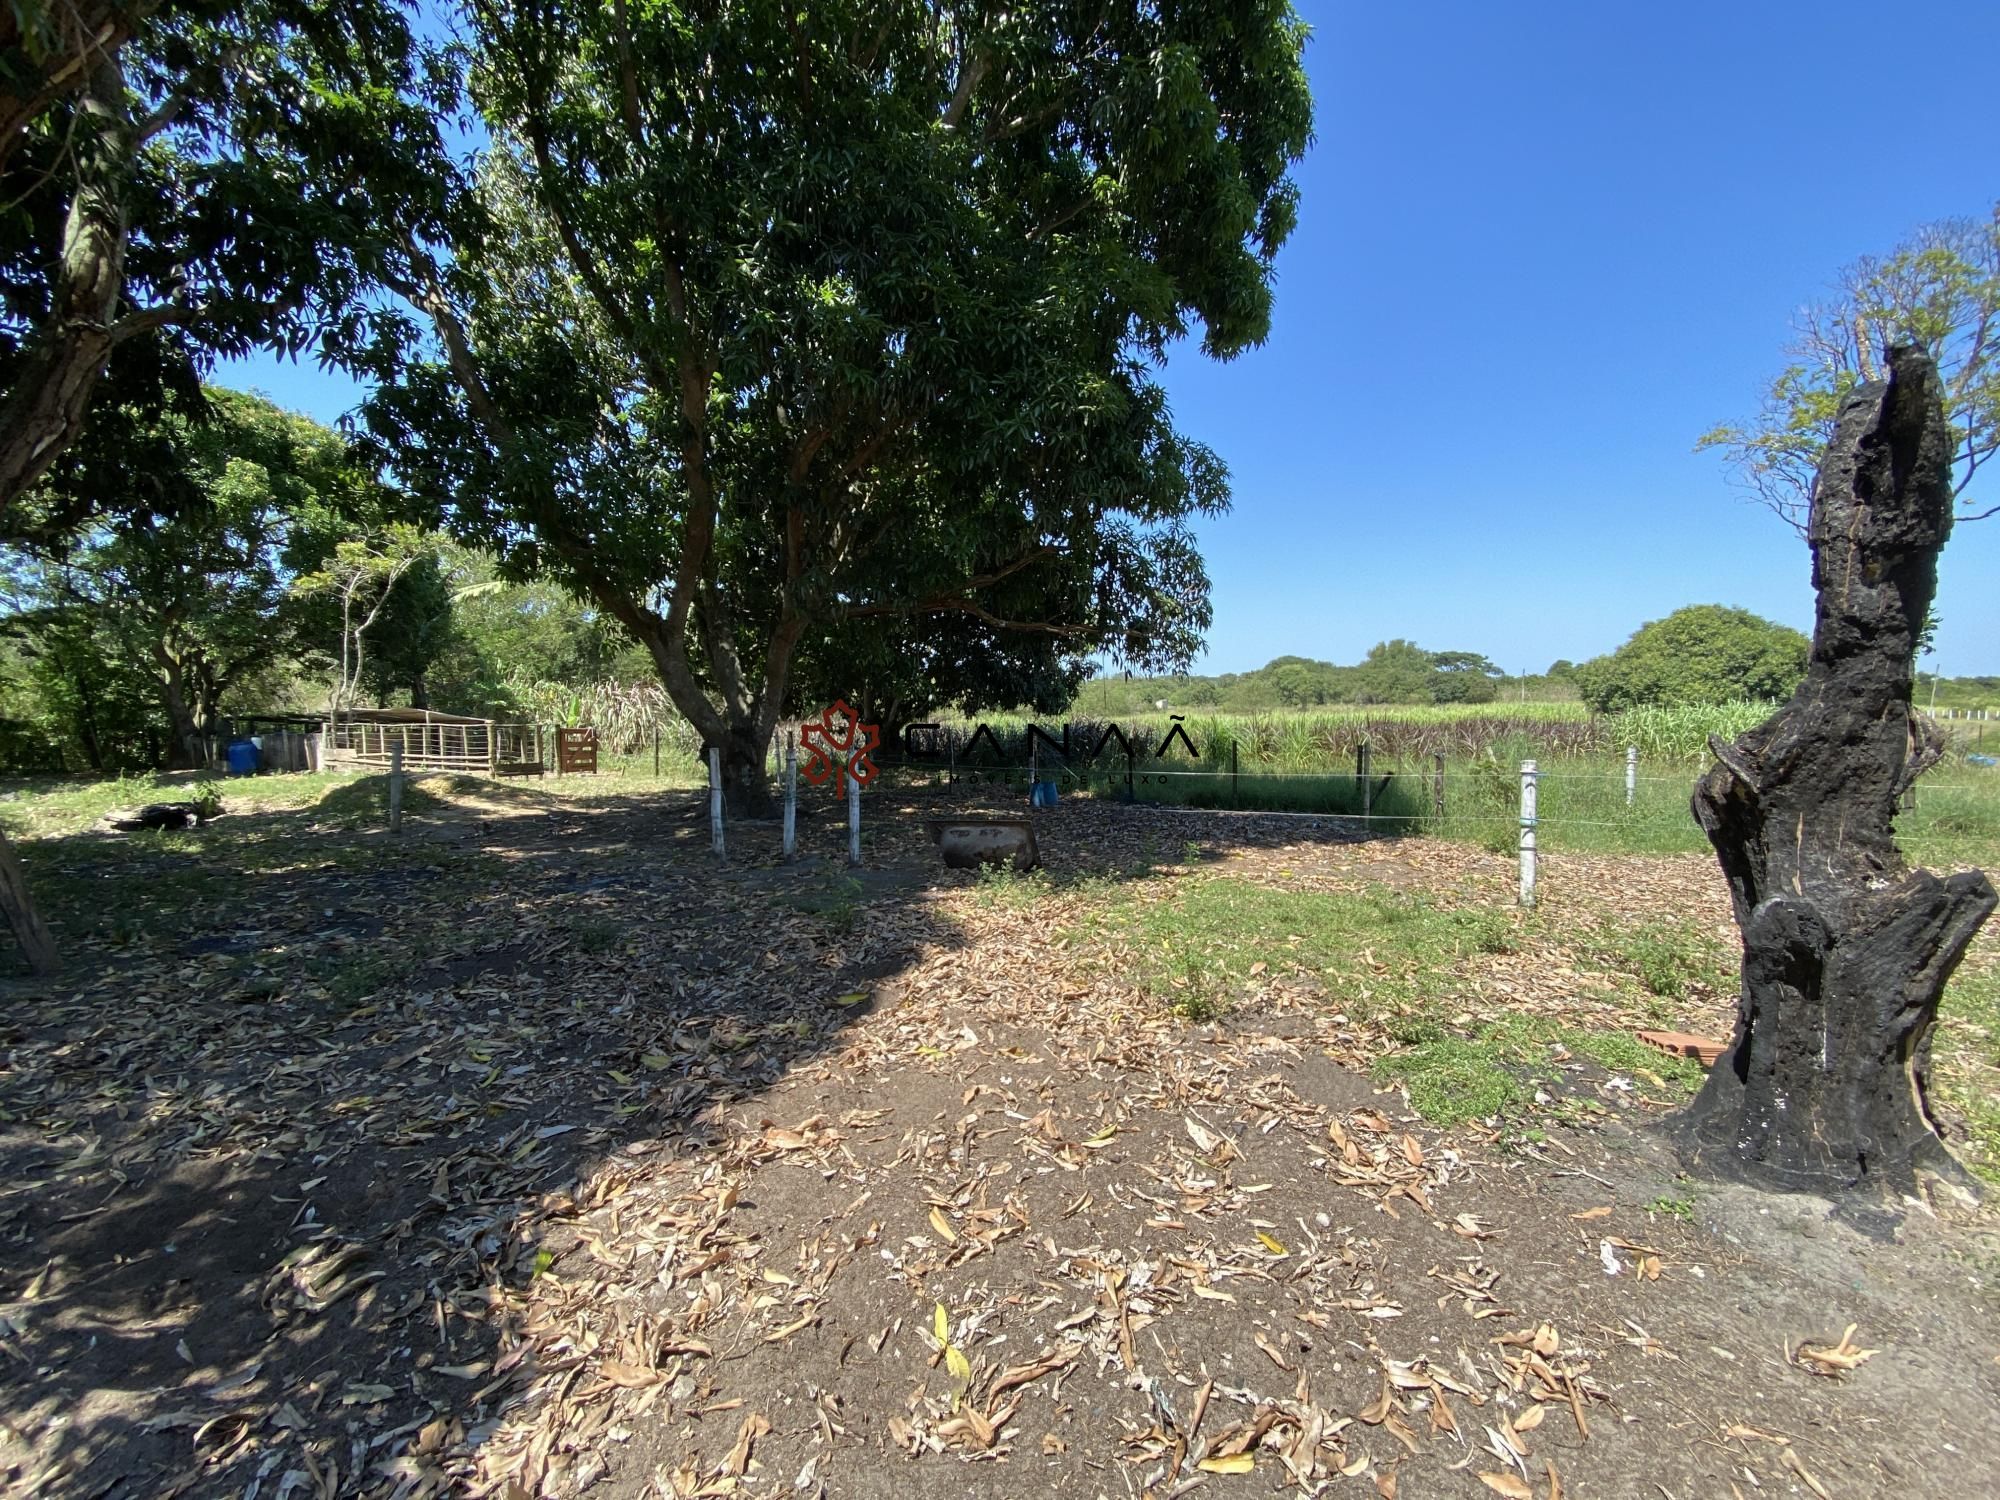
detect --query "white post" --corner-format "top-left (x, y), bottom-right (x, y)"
top-left (1625, 745), bottom-right (1637, 808)
top-left (782, 734), bottom-right (798, 860)
top-left (1519, 759), bottom-right (1538, 908)
top-left (389, 741), bottom-right (404, 832)
top-left (847, 764), bottom-right (861, 867)
top-left (709, 746), bottom-right (724, 860)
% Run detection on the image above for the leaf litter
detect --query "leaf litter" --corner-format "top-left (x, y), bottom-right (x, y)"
top-left (0, 777), bottom-right (1996, 1498)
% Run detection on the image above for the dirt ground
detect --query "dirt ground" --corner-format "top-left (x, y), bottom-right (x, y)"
top-left (2, 777), bottom-right (1997, 1500)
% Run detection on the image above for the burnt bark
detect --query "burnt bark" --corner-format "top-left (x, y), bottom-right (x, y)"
top-left (1680, 345), bottom-right (1996, 1196)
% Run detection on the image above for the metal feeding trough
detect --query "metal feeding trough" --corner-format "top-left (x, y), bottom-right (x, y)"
top-left (925, 817), bottom-right (1040, 872)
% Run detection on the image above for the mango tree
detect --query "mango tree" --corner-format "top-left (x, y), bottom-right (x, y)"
top-left (368, 0), bottom-right (1314, 814)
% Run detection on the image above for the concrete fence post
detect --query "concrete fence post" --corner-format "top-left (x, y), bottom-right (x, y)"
top-left (709, 746), bottom-right (724, 860)
top-left (847, 763), bottom-right (862, 867)
top-left (388, 742), bottom-right (404, 832)
top-left (1519, 759), bottom-right (1538, 907)
top-left (1626, 744), bottom-right (1638, 808)
top-left (783, 734), bottom-right (798, 860)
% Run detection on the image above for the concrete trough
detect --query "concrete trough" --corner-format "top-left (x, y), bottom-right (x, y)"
top-left (924, 817), bottom-right (1040, 872)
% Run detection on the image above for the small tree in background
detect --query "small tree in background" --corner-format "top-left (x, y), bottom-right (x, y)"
top-left (1574, 606), bottom-right (1808, 713)
top-left (293, 526), bottom-right (433, 719)
top-left (10, 389), bottom-right (384, 762)
top-left (1429, 650), bottom-right (1500, 704)
top-left (1351, 640), bottom-right (1437, 705)
top-left (1700, 206), bottom-right (1999, 536)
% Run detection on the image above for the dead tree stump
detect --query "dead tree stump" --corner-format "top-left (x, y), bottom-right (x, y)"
top-left (1680, 345), bottom-right (1996, 1196)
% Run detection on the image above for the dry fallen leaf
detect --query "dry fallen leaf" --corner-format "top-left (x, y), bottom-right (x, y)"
top-left (1198, 1452), bottom-right (1255, 1475)
top-left (1477, 1474), bottom-right (1533, 1499)
top-left (1796, 1323), bottom-right (1877, 1375)
top-left (722, 1412), bottom-right (770, 1476)
top-left (597, 1360), bottom-right (662, 1389)
top-left (1783, 1447), bottom-right (1832, 1499)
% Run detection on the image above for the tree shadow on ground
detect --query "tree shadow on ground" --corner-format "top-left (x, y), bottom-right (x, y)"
top-left (0, 773), bottom-right (1416, 1496)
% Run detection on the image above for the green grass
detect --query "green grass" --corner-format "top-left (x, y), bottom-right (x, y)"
top-left (973, 862), bottom-right (1050, 907)
top-left (571, 914), bottom-right (624, 953)
top-left (0, 768), bottom-right (366, 838)
top-left (1070, 877), bottom-right (1522, 1024)
top-left (1069, 874), bottom-right (1716, 1128)
top-left (1646, 1192), bottom-right (1697, 1221)
top-left (1583, 920), bottom-right (1734, 1011)
top-left (3, 773), bottom-right (500, 962)
top-left (1372, 1017), bottom-right (1705, 1126)
top-left (1936, 961), bottom-right (2000, 1184)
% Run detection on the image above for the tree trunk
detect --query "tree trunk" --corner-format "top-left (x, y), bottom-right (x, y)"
top-left (157, 656), bottom-right (204, 768)
top-left (1679, 345), bottom-right (1996, 1197)
top-left (0, 3), bottom-right (153, 180)
top-left (0, 826), bottom-right (59, 975)
top-left (0, 50), bottom-right (134, 512)
top-left (716, 723), bottom-right (776, 819)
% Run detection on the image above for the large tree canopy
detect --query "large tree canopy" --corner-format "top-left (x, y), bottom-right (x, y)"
top-left (1700, 206), bottom-right (2000, 536)
top-left (0, 0), bottom-right (455, 519)
top-left (367, 0), bottom-right (1313, 812)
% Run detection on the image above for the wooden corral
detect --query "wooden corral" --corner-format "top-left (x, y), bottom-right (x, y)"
top-left (493, 724), bottom-right (548, 778)
top-left (322, 709), bottom-right (497, 774)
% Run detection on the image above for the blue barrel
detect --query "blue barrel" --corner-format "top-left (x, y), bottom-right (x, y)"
top-left (225, 738), bottom-right (260, 776)
top-left (1030, 780), bottom-right (1059, 808)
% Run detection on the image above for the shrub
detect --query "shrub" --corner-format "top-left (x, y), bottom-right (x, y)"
top-left (1574, 605), bottom-right (1807, 713)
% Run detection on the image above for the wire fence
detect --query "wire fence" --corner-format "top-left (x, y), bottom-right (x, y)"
top-left (859, 734), bottom-right (1999, 895)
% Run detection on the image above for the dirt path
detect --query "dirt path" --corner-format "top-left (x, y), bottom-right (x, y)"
top-left (1, 781), bottom-right (1995, 1499)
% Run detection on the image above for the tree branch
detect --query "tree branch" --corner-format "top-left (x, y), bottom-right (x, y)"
top-left (942, 44), bottom-right (989, 128)
top-left (837, 546), bottom-right (1074, 632)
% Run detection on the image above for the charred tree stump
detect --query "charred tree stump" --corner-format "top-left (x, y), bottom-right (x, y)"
top-left (1680, 345), bottom-right (1995, 1196)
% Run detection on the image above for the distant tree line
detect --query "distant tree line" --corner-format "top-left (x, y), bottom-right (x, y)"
top-left (0, 388), bottom-right (653, 773)
top-left (1067, 606), bottom-right (1888, 718)
top-left (1074, 641), bottom-right (1511, 715)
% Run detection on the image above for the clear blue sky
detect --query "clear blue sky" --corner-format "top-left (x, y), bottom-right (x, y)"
top-left (221, 0), bottom-right (2000, 677)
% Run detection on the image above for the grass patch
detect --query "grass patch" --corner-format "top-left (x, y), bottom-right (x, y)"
top-left (1936, 961), bottom-right (2000, 1184)
top-left (571, 914), bottom-right (624, 953)
top-left (1070, 877), bottom-right (1525, 1021)
top-left (319, 952), bottom-right (406, 1006)
top-left (0, 769), bottom-right (368, 839)
top-left (1372, 1017), bottom-right (1704, 1127)
top-left (1587, 920), bottom-right (1733, 1000)
top-left (6, 776), bottom-right (499, 963)
top-left (1374, 1036), bottom-right (1527, 1124)
top-left (974, 862), bottom-right (1049, 908)
top-left (1646, 1192), bottom-right (1696, 1221)
top-left (791, 872), bottom-right (865, 934)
